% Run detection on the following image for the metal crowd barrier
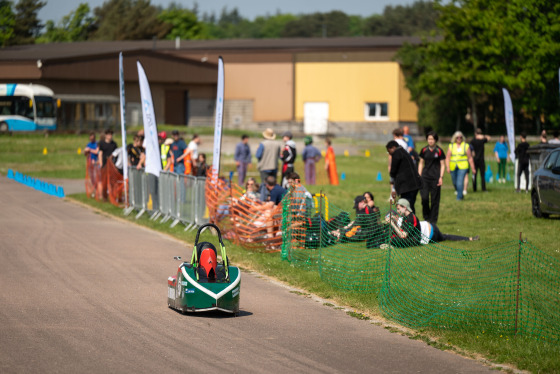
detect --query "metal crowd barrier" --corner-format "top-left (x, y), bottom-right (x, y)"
top-left (157, 171), bottom-right (174, 222)
top-left (125, 167), bottom-right (144, 216)
top-left (194, 177), bottom-right (209, 227)
top-left (125, 167), bottom-right (208, 231)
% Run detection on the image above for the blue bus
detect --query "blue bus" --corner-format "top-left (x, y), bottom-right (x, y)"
top-left (0, 83), bottom-right (58, 132)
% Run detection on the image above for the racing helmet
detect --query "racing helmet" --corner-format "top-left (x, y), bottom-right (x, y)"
top-left (197, 242), bottom-right (217, 279)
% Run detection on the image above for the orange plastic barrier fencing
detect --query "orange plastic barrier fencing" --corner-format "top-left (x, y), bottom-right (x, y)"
top-left (85, 157), bottom-right (125, 208)
top-left (205, 177), bottom-right (284, 252)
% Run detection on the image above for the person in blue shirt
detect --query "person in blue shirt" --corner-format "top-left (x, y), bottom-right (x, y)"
top-left (84, 131), bottom-right (99, 163)
top-left (170, 130), bottom-right (187, 174)
top-left (302, 136), bottom-right (321, 185)
top-left (493, 135), bottom-right (509, 183)
top-left (403, 125), bottom-right (415, 153)
top-left (264, 175), bottom-right (286, 205)
top-left (84, 131), bottom-right (100, 195)
top-left (234, 134), bottom-right (252, 185)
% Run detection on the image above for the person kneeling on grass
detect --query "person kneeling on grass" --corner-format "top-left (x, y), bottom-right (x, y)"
top-left (383, 198), bottom-right (479, 248)
top-left (329, 196), bottom-right (385, 248)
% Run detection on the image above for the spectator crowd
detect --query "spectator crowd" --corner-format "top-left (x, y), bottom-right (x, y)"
top-left (83, 124), bottom-right (557, 250)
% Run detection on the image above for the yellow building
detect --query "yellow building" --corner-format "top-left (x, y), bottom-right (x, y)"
top-left (174, 37), bottom-right (420, 139)
top-left (293, 51), bottom-right (417, 137)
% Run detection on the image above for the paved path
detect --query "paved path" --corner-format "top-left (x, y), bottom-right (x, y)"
top-left (0, 176), bottom-right (495, 373)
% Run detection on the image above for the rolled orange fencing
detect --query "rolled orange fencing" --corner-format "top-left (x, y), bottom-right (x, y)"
top-left (85, 157), bottom-right (125, 208)
top-left (205, 177), bottom-right (284, 252)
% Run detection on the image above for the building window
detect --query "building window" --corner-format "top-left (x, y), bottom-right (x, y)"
top-left (364, 102), bottom-right (388, 121)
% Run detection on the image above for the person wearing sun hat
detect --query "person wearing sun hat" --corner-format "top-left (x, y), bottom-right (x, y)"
top-left (383, 198), bottom-right (479, 248)
top-left (256, 128), bottom-right (281, 197)
top-left (302, 136), bottom-right (321, 185)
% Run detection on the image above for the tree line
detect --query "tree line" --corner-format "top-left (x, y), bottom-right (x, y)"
top-left (0, 0), bottom-right (437, 44)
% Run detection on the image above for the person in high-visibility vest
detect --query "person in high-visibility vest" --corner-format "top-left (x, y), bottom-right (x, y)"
top-left (445, 131), bottom-right (476, 201)
top-left (160, 135), bottom-right (173, 171)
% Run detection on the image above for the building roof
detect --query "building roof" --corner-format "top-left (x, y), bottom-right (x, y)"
top-left (0, 36), bottom-right (421, 62)
top-left (0, 49), bottom-right (219, 83)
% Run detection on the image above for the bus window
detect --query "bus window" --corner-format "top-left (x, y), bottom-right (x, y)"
top-left (35, 96), bottom-right (56, 118)
top-left (0, 99), bottom-right (12, 115)
top-left (15, 96), bottom-right (33, 119)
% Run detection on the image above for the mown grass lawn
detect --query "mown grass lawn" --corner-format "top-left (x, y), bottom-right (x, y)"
top-left (2, 130), bottom-right (559, 373)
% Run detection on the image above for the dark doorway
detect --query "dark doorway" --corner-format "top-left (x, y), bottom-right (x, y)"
top-left (164, 90), bottom-right (188, 125)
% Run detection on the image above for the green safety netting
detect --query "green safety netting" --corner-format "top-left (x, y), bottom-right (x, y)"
top-left (280, 188), bottom-right (560, 341)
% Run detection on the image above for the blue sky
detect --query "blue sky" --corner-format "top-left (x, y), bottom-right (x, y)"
top-left (39, 0), bottom-right (419, 23)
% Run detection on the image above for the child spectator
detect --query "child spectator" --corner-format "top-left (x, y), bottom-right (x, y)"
top-left (84, 132), bottom-right (99, 163)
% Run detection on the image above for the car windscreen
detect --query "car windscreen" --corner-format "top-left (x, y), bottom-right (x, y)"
top-left (544, 151), bottom-right (560, 170)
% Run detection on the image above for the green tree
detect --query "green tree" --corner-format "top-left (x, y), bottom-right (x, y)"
top-left (159, 6), bottom-right (207, 40)
top-left (0, 0), bottom-right (15, 47)
top-left (282, 11), bottom-right (351, 38)
top-left (10, 0), bottom-right (45, 45)
top-left (252, 13), bottom-right (298, 38)
top-left (203, 6), bottom-right (277, 39)
top-left (91, 0), bottom-right (170, 40)
top-left (36, 3), bottom-right (95, 43)
top-left (398, 0), bottom-right (560, 134)
top-left (365, 1), bottom-right (437, 36)
top-left (197, 1), bottom-right (439, 39)
top-left (211, 6), bottom-right (246, 39)
top-left (348, 15), bottom-right (367, 37)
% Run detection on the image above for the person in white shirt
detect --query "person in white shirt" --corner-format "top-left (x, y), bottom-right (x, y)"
top-left (186, 134), bottom-right (201, 170)
top-left (383, 199), bottom-right (479, 248)
top-left (549, 130), bottom-right (560, 144)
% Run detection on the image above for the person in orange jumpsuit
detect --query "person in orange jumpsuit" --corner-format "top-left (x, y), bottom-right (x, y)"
top-left (325, 138), bottom-right (339, 185)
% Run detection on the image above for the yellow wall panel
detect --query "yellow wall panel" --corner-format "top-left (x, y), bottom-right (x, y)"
top-left (295, 62), bottom-right (402, 122)
top-left (398, 69), bottom-right (418, 122)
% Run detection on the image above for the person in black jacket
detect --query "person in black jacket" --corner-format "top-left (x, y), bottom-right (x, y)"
top-left (514, 132), bottom-right (530, 193)
top-left (280, 131), bottom-right (297, 187)
top-left (386, 140), bottom-right (422, 214)
top-left (418, 131), bottom-right (446, 224)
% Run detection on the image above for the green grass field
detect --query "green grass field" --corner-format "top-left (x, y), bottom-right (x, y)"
top-left (2, 130), bottom-right (559, 373)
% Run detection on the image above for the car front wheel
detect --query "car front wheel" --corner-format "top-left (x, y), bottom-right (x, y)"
top-left (532, 191), bottom-right (549, 218)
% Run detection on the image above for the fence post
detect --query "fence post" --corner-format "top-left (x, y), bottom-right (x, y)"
top-left (386, 199), bottom-right (394, 302)
top-left (135, 169), bottom-right (146, 219)
top-left (124, 167), bottom-right (134, 216)
top-left (318, 190), bottom-right (323, 277)
top-left (515, 231), bottom-right (522, 335)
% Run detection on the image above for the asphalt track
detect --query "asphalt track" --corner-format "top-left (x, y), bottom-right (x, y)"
top-left (0, 176), bottom-right (495, 373)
